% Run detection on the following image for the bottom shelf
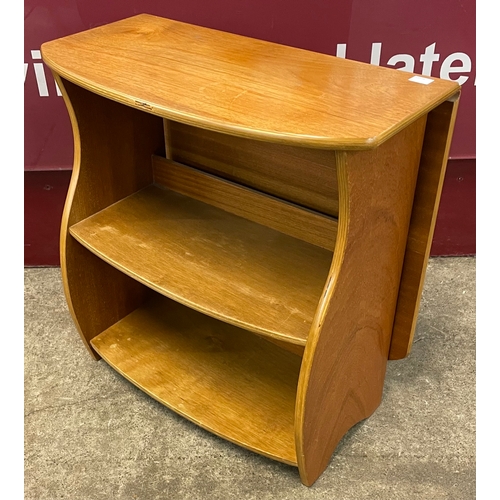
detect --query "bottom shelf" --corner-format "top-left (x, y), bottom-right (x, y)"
top-left (90, 294), bottom-right (301, 465)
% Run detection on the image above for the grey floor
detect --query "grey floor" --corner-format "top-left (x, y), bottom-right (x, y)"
top-left (25, 257), bottom-right (475, 499)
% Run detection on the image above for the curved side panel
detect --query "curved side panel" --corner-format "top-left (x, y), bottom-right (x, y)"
top-left (55, 75), bottom-right (165, 357)
top-left (295, 116), bottom-right (427, 485)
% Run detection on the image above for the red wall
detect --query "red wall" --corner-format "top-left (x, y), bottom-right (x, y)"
top-left (24, 0), bottom-right (476, 265)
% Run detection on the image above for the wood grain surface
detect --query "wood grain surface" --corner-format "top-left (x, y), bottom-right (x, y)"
top-left (152, 155), bottom-right (338, 250)
top-left (91, 295), bottom-right (301, 465)
top-left (70, 185), bottom-right (333, 345)
top-left (296, 116), bottom-right (427, 485)
top-left (389, 98), bottom-right (460, 359)
top-left (167, 122), bottom-right (340, 216)
top-left (41, 14), bottom-right (458, 149)
top-left (46, 14), bottom-right (460, 487)
top-left (56, 77), bottom-right (165, 357)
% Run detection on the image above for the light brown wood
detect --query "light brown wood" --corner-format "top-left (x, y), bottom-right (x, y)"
top-left (168, 122), bottom-right (340, 216)
top-left (296, 116), bottom-right (427, 485)
top-left (260, 337), bottom-right (305, 357)
top-left (69, 185), bottom-right (333, 345)
top-left (152, 155), bottom-right (338, 250)
top-left (389, 98), bottom-right (460, 359)
top-left (56, 76), bottom-right (165, 358)
top-left (43, 14), bottom-right (461, 487)
top-left (41, 14), bottom-right (458, 149)
top-left (91, 295), bottom-right (301, 465)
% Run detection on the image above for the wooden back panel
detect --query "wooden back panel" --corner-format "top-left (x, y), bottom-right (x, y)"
top-left (167, 121), bottom-right (339, 217)
top-left (152, 156), bottom-right (338, 250)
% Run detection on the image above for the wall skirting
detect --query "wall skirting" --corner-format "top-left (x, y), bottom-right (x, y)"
top-left (24, 158), bottom-right (475, 266)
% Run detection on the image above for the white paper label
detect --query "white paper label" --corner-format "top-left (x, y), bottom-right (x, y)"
top-left (408, 75), bottom-right (434, 85)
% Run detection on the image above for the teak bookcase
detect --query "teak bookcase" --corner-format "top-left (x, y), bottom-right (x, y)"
top-left (41, 14), bottom-right (460, 486)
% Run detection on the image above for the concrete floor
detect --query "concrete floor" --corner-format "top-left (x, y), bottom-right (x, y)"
top-left (24, 257), bottom-right (475, 499)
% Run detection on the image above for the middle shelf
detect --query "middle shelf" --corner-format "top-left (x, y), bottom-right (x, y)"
top-left (69, 183), bottom-right (334, 345)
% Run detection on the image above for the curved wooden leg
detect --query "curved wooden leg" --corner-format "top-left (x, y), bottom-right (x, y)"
top-left (295, 116), bottom-right (427, 485)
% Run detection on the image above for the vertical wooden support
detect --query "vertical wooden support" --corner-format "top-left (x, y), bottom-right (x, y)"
top-left (389, 97), bottom-right (460, 359)
top-left (163, 119), bottom-right (173, 160)
top-left (295, 116), bottom-right (427, 486)
top-left (57, 76), bottom-right (165, 357)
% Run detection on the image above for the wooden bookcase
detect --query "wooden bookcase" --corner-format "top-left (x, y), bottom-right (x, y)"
top-left (41, 14), bottom-right (460, 486)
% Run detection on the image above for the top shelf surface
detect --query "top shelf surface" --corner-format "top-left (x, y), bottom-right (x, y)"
top-left (42, 13), bottom-right (459, 149)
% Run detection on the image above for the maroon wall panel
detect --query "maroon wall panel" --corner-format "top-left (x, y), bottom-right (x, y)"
top-left (24, 170), bottom-right (71, 266)
top-left (24, 1), bottom-right (475, 264)
top-left (346, 0), bottom-right (475, 159)
top-left (431, 159), bottom-right (476, 256)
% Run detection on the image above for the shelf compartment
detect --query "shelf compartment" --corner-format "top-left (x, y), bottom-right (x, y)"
top-left (69, 184), bottom-right (333, 345)
top-left (90, 295), bottom-right (301, 465)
